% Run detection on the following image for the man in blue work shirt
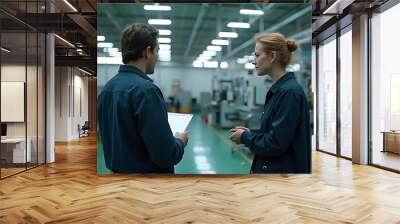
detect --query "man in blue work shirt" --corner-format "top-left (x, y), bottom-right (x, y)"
top-left (97, 23), bottom-right (188, 173)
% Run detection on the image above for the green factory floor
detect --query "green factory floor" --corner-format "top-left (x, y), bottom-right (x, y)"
top-left (97, 115), bottom-right (252, 174)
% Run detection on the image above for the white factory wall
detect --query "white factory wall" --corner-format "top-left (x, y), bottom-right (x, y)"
top-left (98, 64), bottom-right (228, 99)
top-left (153, 65), bottom-right (215, 99)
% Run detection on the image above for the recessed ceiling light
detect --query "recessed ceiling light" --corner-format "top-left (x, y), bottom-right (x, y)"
top-left (158, 38), bottom-right (171, 44)
top-left (144, 5), bottom-right (171, 11)
top-left (218, 32), bottom-right (238, 38)
top-left (212, 39), bottom-right (229, 46)
top-left (202, 50), bottom-right (216, 56)
top-left (207, 45), bottom-right (222, 51)
top-left (240, 9), bottom-right (264, 15)
top-left (204, 61), bottom-right (218, 68)
top-left (97, 42), bottom-right (113, 48)
top-left (227, 22), bottom-right (250, 29)
top-left (158, 29), bottom-right (171, 35)
top-left (148, 19), bottom-right (172, 25)
top-left (97, 36), bottom-right (105, 41)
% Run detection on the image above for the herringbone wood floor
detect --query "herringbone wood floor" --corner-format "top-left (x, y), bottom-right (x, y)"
top-left (1, 135), bottom-right (400, 223)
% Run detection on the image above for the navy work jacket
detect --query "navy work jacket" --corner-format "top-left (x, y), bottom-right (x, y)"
top-left (97, 65), bottom-right (184, 173)
top-left (241, 72), bottom-right (311, 173)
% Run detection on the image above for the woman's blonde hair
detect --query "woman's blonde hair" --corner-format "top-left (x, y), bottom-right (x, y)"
top-left (255, 32), bottom-right (298, 68)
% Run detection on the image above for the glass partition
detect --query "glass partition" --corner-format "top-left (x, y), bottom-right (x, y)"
top-left (371, 3), bottom-right (400, 171)
top-left (0, 1), bottom-right (46, 179)
top-left (317, 35), bottom-right (337, 155)
top-left (339, 26), bottom-right (352, 158)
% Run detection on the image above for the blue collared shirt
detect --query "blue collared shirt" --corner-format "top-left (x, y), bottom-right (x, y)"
top-left (241, 72), bottom-right (311, 173)
top-left (97, 65), bottom-right (185, 173)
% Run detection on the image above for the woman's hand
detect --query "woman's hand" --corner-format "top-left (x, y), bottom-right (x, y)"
top-left (230, 128), bottom-right (246, 144)
top-left (230, 126), bottom-right (250, 133)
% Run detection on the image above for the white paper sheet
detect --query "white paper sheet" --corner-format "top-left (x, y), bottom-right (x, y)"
top-left (168, 112), bottom-right (193, 134)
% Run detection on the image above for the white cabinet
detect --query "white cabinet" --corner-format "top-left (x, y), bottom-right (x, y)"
top-left (1, 138), bottom-right (32, 163)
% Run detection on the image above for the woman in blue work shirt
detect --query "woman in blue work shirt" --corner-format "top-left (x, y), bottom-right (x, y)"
top-left (230, 33), bottom-right (311, 174)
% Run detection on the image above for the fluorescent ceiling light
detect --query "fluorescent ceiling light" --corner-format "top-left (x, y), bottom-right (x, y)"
top-left (54, 34), bottom-right (75, 48)
top-left (104, 47), bottom-right (119, 53)
top-left (144, 5), bottom-right (171, 11)
top-left (158, 29), bottom-right (171, 35)
top-left (148, 19), bottom-right (171, 25)
top-left (207, 45), bottom-right (222, 51)
top-left (197, 57), bottom-right (211, 62)
top-left (97, 42), bottom-right (113, 48)
top-left (220, 62), bottom-right (228, 69)
top-left (204, 61), bottom-right (218, 68)
top-left (193, 61), bottom-right (203, 68)
top-left (159, 44), bottom-right (171, 50)
top-left (212, 39), bottom-right (229, 46)
top-left (245, 62), bottom-right (255, 69)
top-left (63, 0), bottom-right (78, 12)
top-left (97, 36), bottom-right (105, 41)
top-left (197, 55), bottom-right (211, 61)
top-left (158, 38), bottom-right (171, 44)
top-left (202, 50), bottom-right (216, 56)
top-left (240, 9), bottom-right (264, 15)
top-left (218, 32), bottom-right (238, 38)
top-left (1, 47), bottom-right (11, 53)
top-left (227, 22), bottom-right (250, 29)
top-left (109, 52), bottom-right (122, 57)
top-left (98, 57), bottom-right (123, 65)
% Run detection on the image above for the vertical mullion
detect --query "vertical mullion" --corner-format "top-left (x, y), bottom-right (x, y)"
top-left (316, 44), bottom-right (320, 151)
top-left (337, 39), bottom-right (340, 157)
top-left (25, 0), bottom-right (28, 171)
top-left (36, 0), bottom-right (39, 167)
top-left (367, 11), bottom-right (373, 165)
top-left (44, 0), bottom-right (47, 164)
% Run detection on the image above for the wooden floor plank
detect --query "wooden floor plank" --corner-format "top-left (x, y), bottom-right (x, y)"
top-left (1, 135), bottom-right (400, 223)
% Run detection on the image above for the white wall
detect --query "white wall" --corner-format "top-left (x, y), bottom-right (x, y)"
top-left (54, 67), bottom-right (89, 141)
top-left (97, 64), bottom-right (119, 93)
top-left (1, 64), bottom-right (46, 164)
top-left (153, 65), bottom-right (214, 99)
top-left (97, 63), bottom-right (270, 108)
top-left (1, 65), bottom-right (40, 137)
top-left (55, 67), bottom-right (68, 141)
top-left (97, 64), bottom-right (216, 100)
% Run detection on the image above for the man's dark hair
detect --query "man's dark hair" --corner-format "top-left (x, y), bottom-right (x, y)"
top-left (121, 23), bottom-right (159, 64)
